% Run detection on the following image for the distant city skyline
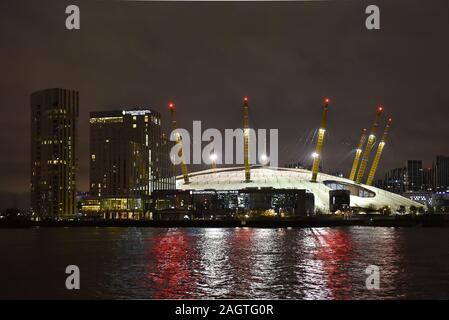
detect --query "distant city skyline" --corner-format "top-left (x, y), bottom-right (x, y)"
top-left (1, 0), bottom-right (449, 201)
top-left (380, 156), bottom-right (449, 194)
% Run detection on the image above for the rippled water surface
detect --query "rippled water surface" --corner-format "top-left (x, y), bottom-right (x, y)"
top-left (0, 227), bottom-right (448, 299)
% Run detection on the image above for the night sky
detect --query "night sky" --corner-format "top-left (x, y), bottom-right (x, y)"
top-left (1, 0), bottom-right (448, 208)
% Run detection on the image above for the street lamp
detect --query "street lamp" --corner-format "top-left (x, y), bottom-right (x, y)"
top-left (260, 153), bottom-right (269, 166)
top-left (210, 153), bottom-right (218, 170)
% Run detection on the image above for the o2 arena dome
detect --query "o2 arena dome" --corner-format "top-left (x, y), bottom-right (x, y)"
top-left (176, 166), bottom-right (424, 214)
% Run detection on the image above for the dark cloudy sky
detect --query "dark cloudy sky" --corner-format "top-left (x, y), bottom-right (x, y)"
top-left (1, 0), bottom-right (448, 206)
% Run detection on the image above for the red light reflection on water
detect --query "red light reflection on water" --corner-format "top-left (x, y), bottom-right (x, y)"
top-left (145, 230), bottom-right (199, 299)
top-left (310, 228), bottom-right (354, 299)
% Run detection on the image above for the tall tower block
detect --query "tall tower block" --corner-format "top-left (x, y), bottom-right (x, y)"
top-left (30, 88), bottom-right (79, 218)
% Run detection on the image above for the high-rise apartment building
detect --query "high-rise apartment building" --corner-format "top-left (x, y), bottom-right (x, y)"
top-left (423, 167), bottom-right (433, 191)
top-left (87, 108), bottom-right (175, 218)
top-left (30, 88), bottom-right (79, 218)
top-left (404, 160), bottom-right (423, 191)
top-left (434, 155), bottom-right (449, 191)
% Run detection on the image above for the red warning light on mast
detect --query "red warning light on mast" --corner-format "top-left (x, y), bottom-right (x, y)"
top-left (168, 102), bottom-right (175, 110)
top-left (324, 98), bottom-right (330, 104)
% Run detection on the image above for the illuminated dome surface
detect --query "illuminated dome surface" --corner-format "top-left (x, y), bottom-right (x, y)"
top-left (176, 166), bottom-right (423, 213)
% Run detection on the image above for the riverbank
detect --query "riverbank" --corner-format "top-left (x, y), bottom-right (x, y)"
top-left (1, 214), bottom-right (449, 228)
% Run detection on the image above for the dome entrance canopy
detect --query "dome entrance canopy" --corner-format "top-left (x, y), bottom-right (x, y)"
top-left (323, 180), bottom-right (375, 198)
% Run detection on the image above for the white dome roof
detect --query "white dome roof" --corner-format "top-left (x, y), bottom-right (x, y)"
top-left (176, 166), bottom-right (424, 213)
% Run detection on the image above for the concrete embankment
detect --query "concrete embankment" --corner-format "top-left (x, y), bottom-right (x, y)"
top-left (1, 215), bottom-right (449, 228)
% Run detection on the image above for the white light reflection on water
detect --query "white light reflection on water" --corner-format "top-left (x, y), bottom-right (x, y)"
top-left (197, 228), bottom-right (231, 297)
top-left (2, 227), bottom-right (449, 299)
top-left (298, 228), bottom-right (334, 299)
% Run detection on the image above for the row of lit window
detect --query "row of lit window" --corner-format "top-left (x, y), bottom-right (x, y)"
top-left (90, 117), bottom-right (124, 124)
top-left (42, 140), bottom-right (63, 145)
top-left (91, 183), bottom-right (106, 188)
top-left (49, 109), bottom-right (67, 115)
top-left (89, 115), bottom-right (160, 126)
top-left (47, 159), bottom-right (68, 165)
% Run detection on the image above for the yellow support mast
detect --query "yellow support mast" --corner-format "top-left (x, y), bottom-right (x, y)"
top-left (311, 98), bottom-right (330, 182)
top-left (348, 128), bottom-right (368, 180)
top-left (168, 102), bottom-right (190, 184)
top-left (243, 96), bottom-right (251, 182)
top-left (366, 118), bottom-right (392, 186)
top-left (355, 106), bottom-right (384, 184)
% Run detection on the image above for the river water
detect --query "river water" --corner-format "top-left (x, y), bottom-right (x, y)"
top-left (0, 227), bottom-right (448, 299)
